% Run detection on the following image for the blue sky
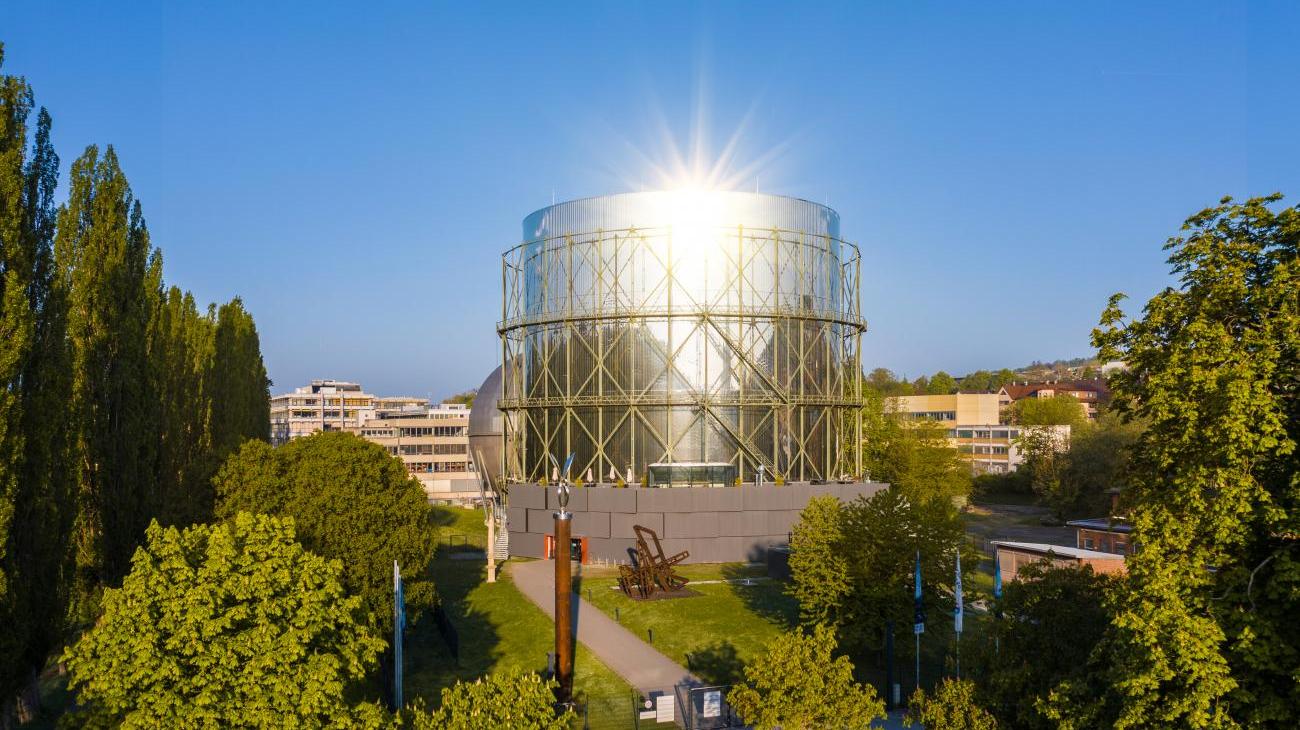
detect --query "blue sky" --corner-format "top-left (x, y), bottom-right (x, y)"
top-left (3, 2), bottom-right (1297, 398)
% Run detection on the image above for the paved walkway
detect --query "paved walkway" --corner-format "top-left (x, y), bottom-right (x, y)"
top-left (510, 559), bottom-right (698, 692)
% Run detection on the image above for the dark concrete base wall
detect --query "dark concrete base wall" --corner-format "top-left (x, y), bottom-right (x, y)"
top-left (506, 482), bottom-right (887, 564)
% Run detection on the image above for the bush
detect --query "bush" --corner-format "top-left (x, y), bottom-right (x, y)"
top-left (727, 625), bottom-right (884, 730)
top-left (398, 672), bottom-right (570, 730)
top-left (908, 678), bottom-right (998, 730)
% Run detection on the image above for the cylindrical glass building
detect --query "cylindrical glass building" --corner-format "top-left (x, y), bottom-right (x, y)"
top-left (498, 190), bottom-right (865, 485)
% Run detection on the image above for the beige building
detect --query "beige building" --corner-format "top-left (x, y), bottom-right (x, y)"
top-left (886, 393), bottom-right (1069, 474)
top-left (353, 402), bottom-right (478, 503)
top-left (270, 380), bottom-right (478, 503)
top-left (270, 380), bottom-right (380, 445)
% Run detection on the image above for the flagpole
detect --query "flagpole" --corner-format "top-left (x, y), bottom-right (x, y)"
top-left (954, 547), bottom-right (963, 679)
top-left (993, 546), bottom-right (1003, 655)
top-left (914, 549), bottom-right (924, 694)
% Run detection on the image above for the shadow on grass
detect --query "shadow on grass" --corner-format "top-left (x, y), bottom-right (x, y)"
top-left (686, 640), bottom-right (745, 685)
top-left (404, 557), bottom-right (523, 706)
top-left (720, 558), bottom-right (798, 631)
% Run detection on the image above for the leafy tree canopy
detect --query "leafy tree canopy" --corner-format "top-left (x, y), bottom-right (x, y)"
top-left (908, 678), bottom-right (999, 730)
top-left (1011, 394), bottom-right (1087, 427)
top-left (865, 367), bottom-right (912, 396)
top-left (1054, 195), bottom-right (1299, 728)
top-left (727, 625), bottom-right (884, 730)
top-left (865, 391), bottom-right (972, 504)
top-left (787, 488), bottom-right (971, 659)
top-left (62, 514), bottom-right (386, 728)
top-left (973, 563), bottom-right (1115, 729)
top-left (927, 370), bottom-right (958, 395)
top-left (398, 672), bottom-right (569, 730)
top-left (787, 496), bottom-right (851, 627)
top-left (442, 390), bottom-right (476, 407)
top-left (214, 432), bottom-right (438, 633)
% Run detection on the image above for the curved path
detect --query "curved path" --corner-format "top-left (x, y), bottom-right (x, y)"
top-left (510, 559), bottom-right (697, 692)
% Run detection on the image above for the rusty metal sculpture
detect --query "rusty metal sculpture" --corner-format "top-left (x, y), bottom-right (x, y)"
top-left (618, 525), bottom-right (690, 599)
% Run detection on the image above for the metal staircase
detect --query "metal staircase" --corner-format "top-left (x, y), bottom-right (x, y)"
top-left (475, 449), bottom-right (508, 560)
top-left (492, 508), bottom-right (509, 559)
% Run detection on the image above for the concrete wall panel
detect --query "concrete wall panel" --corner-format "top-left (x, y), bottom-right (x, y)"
top-left (587, 487), bottom-right (638, 513)
top-left (507, 482), bottom-right (884, 564)
top-left (573, 511), bottom-right (610, 539)
top-left (527, 509), bottom-right (554, 534)
top-left (610, 511), bottom-right (663, 538)
top-left (511, 531), bottom-right (546, 558)
top-left (511, 486), bottom-right (547, 509)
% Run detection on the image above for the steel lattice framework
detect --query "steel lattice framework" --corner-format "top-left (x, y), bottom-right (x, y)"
top-left (498, 223), bottom-right (865, 485)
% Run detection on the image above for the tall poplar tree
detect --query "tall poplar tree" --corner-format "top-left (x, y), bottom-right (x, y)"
top-left (150, 287), bottom-right (217, 527)
top-left (0, 45), bottom-right (75, 720)
top-left (57, 145), bottom-right (162, 615)
top-left (0, 40), bottom-right (40, 717)
top-left (209, 297), bottom-right (270, 455)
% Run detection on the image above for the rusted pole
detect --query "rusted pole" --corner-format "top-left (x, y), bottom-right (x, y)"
top-left (554, 491), bottom-right (574, 704)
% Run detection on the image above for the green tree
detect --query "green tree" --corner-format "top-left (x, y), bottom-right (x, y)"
top-left (960, 370), bottom-right (994, 392)
top-left (787, 496), bottom-right (850, 626)
top-left (399, 672), bottom-right (569, 730)
top-left (1056, 413), bottom-right (1141, 517)
top-left (443, 389), bottom-right (476, 407)
top-left (150, 287), bottom-right (217, 527)
top-left (57, 145), bottom-right (162, 614)
top-left (865, 367), bottom-right (911, 396)
top-left (1053, 195), bottom-right (1299, 728)
top-left (973, 563), bottom-right (1115, 729)
top-left (0, 45), bottom-right (75, 722)
top-left (727, 625), bottom-right (884, 730)
top-left (209, 297), bottom-right (270, 455)
top-left (62, 513), bottom-right (387, 728)
top-left (992, 368), bottom-right (1017, 390)
top-left (908, 678), bottom-right (998, 730)
top-left (864, 391), bottom-right (972, 504)
top-left (836, 488), bottom-right (970, 656)
top-left (1015, 425), bottom-right (1071, 520)
top-left (927, 370), bottom-right (958, 395)
top-left (911, 375), bottom-right (929, 395)
top-left (1011, 394), bottom-right (1086, 428)
top-left (214, 432), bottom-right (438, 632)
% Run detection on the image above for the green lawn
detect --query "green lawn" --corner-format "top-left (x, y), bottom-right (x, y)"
top-left (430, 504), bottom-right (488, 552)
top-left (406, 556), bottom-right (631, 713)
top-left (575, 563), bottom-right (798, 685)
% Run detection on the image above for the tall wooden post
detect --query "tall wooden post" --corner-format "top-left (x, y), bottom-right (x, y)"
top-left (554, 488), bottom-right (574, 704)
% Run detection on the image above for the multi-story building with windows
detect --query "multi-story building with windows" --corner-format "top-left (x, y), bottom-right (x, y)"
top-left (887, 393), bottom-right (1069, 474)
top-left (270, 379), bottom-right (379, 445)
top-left (352, 402), bottom-right (477, 503)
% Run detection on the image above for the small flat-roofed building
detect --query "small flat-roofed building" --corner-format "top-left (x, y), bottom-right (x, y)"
top-left (1066, 517), bottom-right (1134, 555)
top-left (993, 540), bottom-right (1127, 582)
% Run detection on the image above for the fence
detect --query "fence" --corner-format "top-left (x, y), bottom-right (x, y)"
top-left (674, 685), bottom-right (740, 730)
top-left (438, 532), bottom-right (486, 552)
